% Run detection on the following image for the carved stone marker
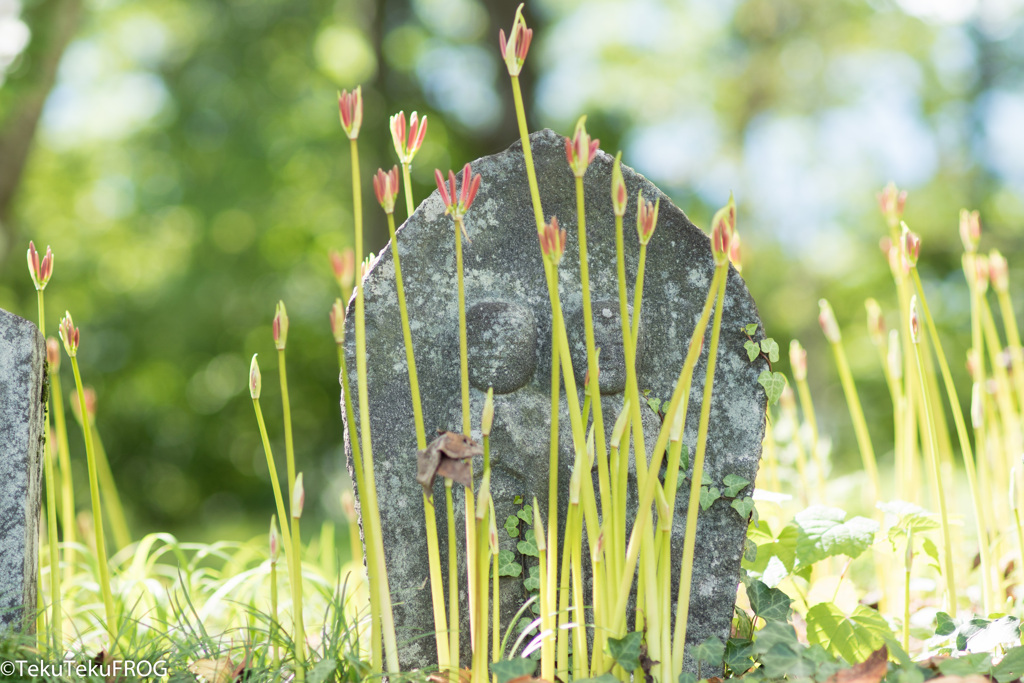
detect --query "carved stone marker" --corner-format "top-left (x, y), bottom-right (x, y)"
top-left (342, 129), bottom-right (767, 671)
top-left (0, 308), bottom-right (45, 634)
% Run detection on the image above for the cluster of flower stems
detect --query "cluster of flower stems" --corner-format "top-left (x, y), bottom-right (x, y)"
top-left (330, 6), bottom-right (743, 682)
top-left (766, 185), bottom-right (1024, 652)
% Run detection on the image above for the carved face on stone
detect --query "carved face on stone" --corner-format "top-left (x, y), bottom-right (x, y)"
top-left (342, 130), bottom-right (766, 672)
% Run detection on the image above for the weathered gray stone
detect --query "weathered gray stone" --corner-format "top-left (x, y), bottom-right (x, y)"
top-left (342, 129), bottom-right (767, 672)
top-left (0, 308), bottom-right (45, 635)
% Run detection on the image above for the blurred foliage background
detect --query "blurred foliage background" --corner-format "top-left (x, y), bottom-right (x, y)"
top-left (0, 0), bottom-right (1022, 541)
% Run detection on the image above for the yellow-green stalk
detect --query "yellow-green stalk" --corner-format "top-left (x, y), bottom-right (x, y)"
top-left (339, 85), bottom-right (400, 674)
top-left (632, 190), bottom-right (660, 348)
top-left (989, 250), bottom-right (1024, 412)
top-left (905, 226), bottom-right (993, 615)
top-left (249, 355), bottom-right (294, 560)
top-left (672, 249), bottom-right (729, 677)
top-left (270, 516), bottom-right (281, 671)
top-left (533, 498), bottom-right (552, 682)
top-left (491, 500), bottom-right (501, 679)
top-left (60, 312), bottom-right (117, 647)
top-left (83, 414), bottom-right (130, 551)
top-left (779, 384), bottom-right (810, 504)
top-left (790, 340), bottom-right (826, 496)
top-left (29, 244), bottom-right (61, 650)
top-left (46, 338), bottom-right (76, 587)
top-left (908, 297), bottom-right (957, 616)
top-left (290, 473), bottom-right (306, 678)
top-left (374, 164), bottom-right (451, 673)
top-left (818, 299), bottom-right (881, 504)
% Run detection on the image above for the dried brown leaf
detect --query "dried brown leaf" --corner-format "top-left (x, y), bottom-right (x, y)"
top-left (824, 646), bottom-right (888, 683)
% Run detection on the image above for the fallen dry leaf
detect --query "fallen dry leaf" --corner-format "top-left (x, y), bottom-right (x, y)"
top-left (417, 431), bottom-right (482, 493)
top-left (824, 646), bottom-right (888, 683)
top-left (188, 657), bottom-right (245, 683)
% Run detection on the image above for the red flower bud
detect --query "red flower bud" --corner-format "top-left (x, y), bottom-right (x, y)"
top-left (330, 248), bottom-right (356, 292)
top-left (611, 152), bottom-right (627, 217)
top-left (330, 299), bottom-right (346, 345)
top-left (565, 115), bottom-right (599, 178)
top-left (989, 249), bottom-right (1009, 293)
top-left (273, 301), bottom-right (289, 351)
top-left (499, 4), bottom-right (532, 77)
top-left (909, 295), bottom-right (921, 345)
top-left (27, 241), bottom-right (54, 291)
top-left (865, 298), bottom-right (885, 348)
top-left (249, 353), bottom-right (261, 400)
top-left (46, 337), bottom-right (61, 371)
top-left (338, 87), bottom-right (363, 140)
top-left (789, 340), bottom-right (807, 382)
top-left (636, 191), bottom-right (660, 246)
top-left (959, 208), bottom-right (981, 253)
top-left (59, 311), bottom-right (79, 358)
top-left (901, 223), bottom-right (921, 270)
top-left (876, 182), bottom-right (907, 228)
top-left (373, 166), bottom-right (400, 215)
top-left (818, 300), bottom-right (841, 344)
top-left (539, 216), bottom-right (566, 265)
top-left (391, 110), bottom-right (428, 164)
top-left (710, 196), bottom-right (736, 266)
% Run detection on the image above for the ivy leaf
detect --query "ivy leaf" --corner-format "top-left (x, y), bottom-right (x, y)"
top-left (517, 528), bottom-right (539, 558)
top-left (504, 515), bottom-right (520, 538)
top-left (517, 505), bottom-right (533, 526)
top-left (731, 496), bottom-right (755, 520)
top-left (723, 474), bottom-right (750, 497)
top-left (758, 370), bottom-right (787, 405)
top-left (497, 549), bottom-right (522, 577)
top-left (647, 397), bottom-right (663, 414)
top-left (700, 486), bottom-right (722, 511)
top-left (677, 674), bottom-right (697, 683)
top-left (724, 638), bottom-right (754, 676)
top-left (935, 612), bottom-right (956, 636)
top-left (524, 564), bottom-right (540, 592)
top-left (491, 658), bottom-right (537, 683)
top-left (734, 607), bottom-right (754, 640)
top-left (691, 635), bottom-right (725, 666)
top-left (746, 579), bottom-right (792, 622)
top-left (805, 602), bottom-right (890, 665)
top-left (678, 444), bottom-right (690, 471)
top-left (993, 646), bottom-right (1024, 682)
top-left (745, 323), bottom-right (759, 335)
top-left (744, 340), bottom-right (761, 362)
top-left (792, 505), bottom-right (878, 567)
top-left (760, 338), bottom-right (780, 363)
top-left (607, 631), bottom-right (643, 672)
top-left (937, 653), bottom-right (992, 678)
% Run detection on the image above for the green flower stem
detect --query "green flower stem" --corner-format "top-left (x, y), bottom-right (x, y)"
top-left (278, 348), bottom-right (306, 676)
top-left (610, 267), bottom-right (725, 640)
top-left (828, 337), bottom-right (881, 503)
top-left (995, 287), bottom-right (1024, 412)
top-left (574, 175), bottom-right (612, 529)
top-left (780, 392), bottom-right (811, 504)
top-left (894, 266), bottom-right (921, 506)
top-left (630, 242), bottom-right (648, 348)
top-left (911, 330), bottom-right (958, 616)
top-left (252, 398), bottom-right (294, 559)
top-left (982, 299), bottom-right (1020, 495)
top-left (472, 479), bottom-right (490, 683)
top-left (535, 502), bottom-right (553, 683)
top-left (555, 501), bottom-right (573, 683)
top-left (794, 374), bottom-right (827, 496)
top-left (874, 341), bottom-right (905, 500)
top-left (454, 213), bottom-right (479, 653)
top-left (656, 491), bottom-right (673, 683)
top-left (49, 362), bottom-right (76, 587)
top-left (545, 330), bottom-right (560, 680)
top-left (351, 136), bottom-right (400, 674)
top-left (401, 162), bottom-right (416, 220)
top-left (36, 291), bottom-right (61, 649)
top-left (70, 356), bottom-right (117, 647)
top-left (510, 76), bottom-right (544, 233)
top-left (569, 479), bottom-right (587, 681)
top-left (335, 345), bottom-right (382, 671)
top-left (385, 208), bottom-right (451, 671)
top-left (1011, 470), bottom-right (1024, 594)
top-left (910, 267), bottom-right (993, 614)
top-left (671, 265), bottom-right (727, 676)
top-left (903, 535), bottom-right (911, 654)
top-left (446, 480), bottom-right (459, 671)
top-left (90, 427), bottom-right (131, 550)
top-left (271, 553), bottom-right (279, 671)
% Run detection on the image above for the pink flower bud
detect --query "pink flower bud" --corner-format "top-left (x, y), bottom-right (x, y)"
top-left (780, 382), bottom-right (796, 409)
top-left (966, 348), bottom-right (979, 381)
top-left (338, 87), bottom-right (363, 140)
top-left (82, 387), bottom-right (97, 421)
top-left (709, 195), bottom-right (736, 267)
top-left (27, 241), bottom-right (54, 291)
top-left (611, 152), bottom-right (627, 217)
top-left (330, 299), bottom-right (346, 345)
top-left (959, 208), bottom-right (981, 253)
top-left (373, 166), bottom-right (400, 215)
top-left (391, 111), bottom-right (428, 164)
top-left (729, 229), bottom-right (742, 272)
top-left (789, 340), bottom-right (807, 382)
top-left (46, 337), bottom-right (61, 371)
top-left (636, 191), bottom-right (660, 246)
top-left (818, 299), bottom-right (841, 344)
top-left (565, 115), bottom-right (599, 178)
top-left (539, 216), bottom-right (566, 265)
top-left (360, 254), bottom-right (374, 281)
top-left (971, 254), bottom-right (990, 294)
top-left (330, 248), bottom-right (356, 292)
top-left (876, 182), bottom-right (907, 228)
top-left (909, 296), bottom-right (921, 345)
top-left (273, 301), bottom-right (289, 351)
top-left (989, 249), bottom-right (1009, 293)
top-left (499, 4), bottom-right (532, 77)
top-left (59, 311), bottom-right (79, 358)
top-left (269, 515), bottom-right (280, 561)
top-left (901, 223), bottom-right (921, 270)
top-left (292, 473), bottom-right (305, 519)
top-left (865, 298), bottom-right (885, 348)
top-left (434, 164), bottom-right (482, 221)
top-left (249, 354), bottom-right (261, 400)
